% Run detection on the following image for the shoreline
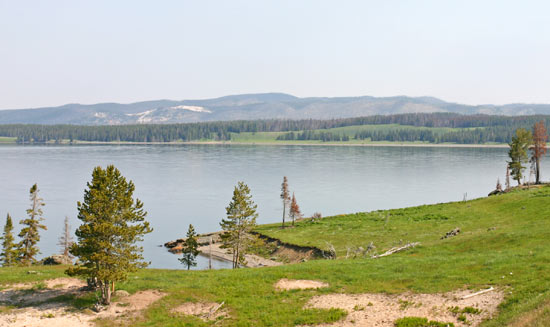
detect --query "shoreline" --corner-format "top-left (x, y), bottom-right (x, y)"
top-left (9, 140), bottom-right (510, 148)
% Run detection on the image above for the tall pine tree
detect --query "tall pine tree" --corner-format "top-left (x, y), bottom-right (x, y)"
top-left (179, 224), bottom-right (199, 270)
top-left (67, 165), bottom-right (152, 305)
top-left (18, 184), bottom-right (47, 266)
top-left (1, 214), bottom-right (17, 267)
top-left (220, 182), bottom-right (258, 268)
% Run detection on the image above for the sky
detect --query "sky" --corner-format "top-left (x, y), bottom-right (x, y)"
top-left (1, 0), bottom-right (549, 109)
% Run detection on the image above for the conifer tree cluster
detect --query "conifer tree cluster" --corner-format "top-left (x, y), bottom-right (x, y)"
top-left (1, 184), bottom-right (50, 267)
top-left (507, 121), bottom-right (549, 186)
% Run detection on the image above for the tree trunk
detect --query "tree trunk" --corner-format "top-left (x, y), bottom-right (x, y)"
top-left (208, 236), bottom-right (212, 270)
top-left (101, 280), bottom-right (112, 305)
top-left (282, 204), bottom-right (286, 228)
top-left (536, 157), bottom-right (541, 184)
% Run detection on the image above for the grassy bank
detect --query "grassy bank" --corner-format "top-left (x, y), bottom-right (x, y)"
top-left (1, 186), bottom-right (550, 326)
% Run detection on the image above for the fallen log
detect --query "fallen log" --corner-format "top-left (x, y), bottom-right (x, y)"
top-left (372, 242), bottom-right (420, 259)
top-left (207, 301), bottom-right (224, 319)
top-left (461, 287), bottom-right (494, 300)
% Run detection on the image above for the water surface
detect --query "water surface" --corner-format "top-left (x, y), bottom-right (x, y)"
top-left (0, 144), bottom-right (544, 269)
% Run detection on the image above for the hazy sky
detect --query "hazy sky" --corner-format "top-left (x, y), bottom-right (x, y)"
top-left (1, 1), bottom-right (549, 109)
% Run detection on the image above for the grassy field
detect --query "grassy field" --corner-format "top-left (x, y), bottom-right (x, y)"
top-left (0, 136), bottom-right (16, 143)
top-left (228, 124), bottom-right (472, 144)
top-left (1, 186), bottom-right (550, 326)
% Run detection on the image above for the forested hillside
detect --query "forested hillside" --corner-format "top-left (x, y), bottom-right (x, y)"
top-left (0, 113), bottom-right (548, 144)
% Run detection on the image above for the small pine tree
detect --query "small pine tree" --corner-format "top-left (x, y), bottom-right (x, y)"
top-left (0, 214), bottom-right (17, 267)
top-left (220, 181), bottom-right (258, 269)
top-left (58, 216), bottom-right (74, 258)
top-left (289, 193), bottom-right (302, 226)
top-left (18, 184), bottom-right (47, 266)
top-left (179, 224), bottom-right (199, 270)
top-left (280, 176), bottom-right (290, 228)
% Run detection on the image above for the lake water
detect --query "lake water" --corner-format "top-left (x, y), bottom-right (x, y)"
top-left (0, 144), bottom-right (546, 269)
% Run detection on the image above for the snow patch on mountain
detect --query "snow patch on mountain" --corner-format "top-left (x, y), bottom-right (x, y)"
top-left (170, 105), bottom-right (211, 113)
top-left (126, 109), bottom-right (156, 123)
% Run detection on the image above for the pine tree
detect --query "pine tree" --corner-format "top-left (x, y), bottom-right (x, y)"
top-left (67, 165), bottom-right (153, 305)
top-left (179, 224), bottom-right (199, 270)
top-left (289, 193), bottom-right (302, 226)
top-left (18, 184), bottom-right (47, 266)
top-left (531, 121), bottom-right (548, 184)
top-left (280, 176), bottom-right (290, 228)
top-left (0, 214), bottom-right (17, 267)
top-left (220, 181), bottom-right (258, 269)
top-left (508, 128), bottom-right (533, 185)
top-left (58, 216), bottom-right (74, 258)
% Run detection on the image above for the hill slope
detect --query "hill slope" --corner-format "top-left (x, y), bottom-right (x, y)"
top-left (1, 186), bottom-right (550, 326)
top-left (3, 93), bottom-right (550, 125)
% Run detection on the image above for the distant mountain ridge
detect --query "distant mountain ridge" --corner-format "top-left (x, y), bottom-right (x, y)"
top-left (2, 93), bottom-right (550, 125)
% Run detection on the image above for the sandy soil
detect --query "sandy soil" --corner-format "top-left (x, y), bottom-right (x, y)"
top-left (0, 278), bottom-right (165, 327)
top-left (198, 243), bottom-right (282, 267)
top-left (172, 301), bottom-right (227, 321)
top-left (303, 288), bottom-right (504, 327)
top-left (275, 278), bottom-right (329, 290)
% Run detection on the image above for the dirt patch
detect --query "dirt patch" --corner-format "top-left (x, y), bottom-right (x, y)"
top-left (254, 232), bottom-right (333, 262)
top-left (44, 278), bottom-right (86, 290)
top-left (172, 302), bottom-right (227, 321)
top-left (0, 282), bottom-right (166, 327)
top-left (0, 278), bottom-right (86, 306)
top-left (198, 243), bottom-right (282, 267)
top-left (166, 231), bottom-right (329, 267)
top-left (101, 289), bottom-right (165, 314)
top-left (303, 288), bottom-right (504, 327)
top-left (275, 278), bottom-right (329, 290)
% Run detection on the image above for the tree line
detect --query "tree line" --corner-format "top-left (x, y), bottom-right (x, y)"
top-left (506, 120), bottom-right (548, 185)
top-left (1, 113), bottom-right (549, 143)
top-left (0, 166), bottom-right (152, 305)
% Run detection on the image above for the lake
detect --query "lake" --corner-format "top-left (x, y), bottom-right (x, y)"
top-left (0, 144), bottom-right (545, 269)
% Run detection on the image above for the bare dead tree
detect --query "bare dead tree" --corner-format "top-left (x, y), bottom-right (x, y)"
top-left (58, 216), bottom-right (74, 258)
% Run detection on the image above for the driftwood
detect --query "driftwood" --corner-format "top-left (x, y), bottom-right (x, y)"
top-left (207, 301), bottom-right (224, 319)
top-left (461, 287), bottom-right (494, 300)
top-left (372, 242), bottom-right (420, 259)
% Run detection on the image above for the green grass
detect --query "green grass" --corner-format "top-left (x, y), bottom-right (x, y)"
top-left (1, 187), bottom-right (550, 326)
top-left (394, 317), bottom-right (454, 327)
top-left (0, 136), bottom-right (16, 143)
top-left (226, 124), bottom-right (491, 145)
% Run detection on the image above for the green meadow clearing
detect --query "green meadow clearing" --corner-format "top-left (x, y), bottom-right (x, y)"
top-left (228, 124), bottom-right (474, 144)
top-left (1, 186), bottom-right (550, 326)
